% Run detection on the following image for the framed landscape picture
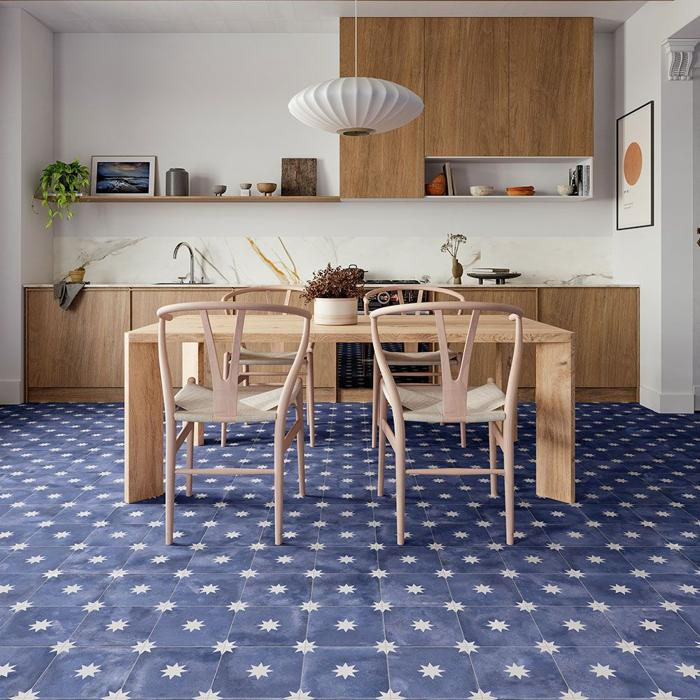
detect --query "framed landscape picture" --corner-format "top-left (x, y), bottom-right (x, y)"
top-left (90, 156), bottom-right (156, 196)
top-left (616, 102), bottom-right (653, 230)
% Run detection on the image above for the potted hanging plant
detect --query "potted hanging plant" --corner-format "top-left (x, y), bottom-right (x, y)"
top-left (35, 159), bottom-right (90, 228)
top-left (440, 233), bottom-right (468, 284)
top-left (301, 264), bottom-right (364, 325)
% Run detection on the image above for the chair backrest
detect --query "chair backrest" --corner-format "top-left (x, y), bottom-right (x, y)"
top-left (363, 284), bottom-right (466, 316)
top-left (156, 301), bottom-right (311, 423)
top-left (370, 301), bottom-right (523, 424)
top-left (221, 286), bottom-right (304, 311)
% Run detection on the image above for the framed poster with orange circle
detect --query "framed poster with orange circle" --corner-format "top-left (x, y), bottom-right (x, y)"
top-left (617, 101), bottom-right (654, 230)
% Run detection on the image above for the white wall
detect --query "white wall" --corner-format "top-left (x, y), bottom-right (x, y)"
top-left (0, 8), bottom-right (53, 404)
top-left (614, 0), bottom-right (699, 413)
top-left (52, 32), bottom-right (615, 243)
top-left (694, 76), bottom-right (700, 409)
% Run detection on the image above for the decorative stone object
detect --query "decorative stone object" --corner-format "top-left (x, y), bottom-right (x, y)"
top-left (240, 183), bottom-right (252, 197)
top-left (663, 39), bottom-right (698, 81)
top-left (213, 185), bottom-right (227, 197)
top-left (281, 158), bottom-right (317, 196)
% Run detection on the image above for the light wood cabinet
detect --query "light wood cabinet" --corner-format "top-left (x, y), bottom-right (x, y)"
top-left (25, 288), bottom-right (130, 400)
top-left (538, 287), bottom-right (639, 389)
top-left (508, 18), bottom-right (593, 156)
top-left (435, 289), bottom-right (537, 387)
top-left (425, 18), bottom-right (509, 156)
top-left (339, 17), bottom-right (425, 198)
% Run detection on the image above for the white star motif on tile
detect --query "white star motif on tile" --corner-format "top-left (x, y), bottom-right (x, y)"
top-left (473, 584), bottom-right (493, 595)
top-left (131, 640), bottom-right (156, 654)
top-left (10, 691), bottom-right (40, 700)
top-left (487, 619), bottom-right (509, 632)
top-left (334, 663), bottom-right (358, 679)
top-left (536, 640), bottom-right (560, 654)
top-left (639, 618), bottom-right (663, 632)
top-left (294, 639), bottom-right (317, 654)
top-left (675, 663), bottom-right (699, 679)
top-left (183, 619), bottom-right (205, 632)
top-left (258, 618), bottom-right (280, 632)
top-left (192, 690), bottom-right (222, 700)
top-left (106, 619), bottom-right (129, 632)
top-left (376, 691), bottom-right (404, 700)
top-left (560, 691), bottom-right (588, 700)
top-left (335, 618), bottom-right (357, 632)
top-left (504, 663), bottom-right (529, 679)
top-left (75, 663), bottom-right (101, 679)
top-left (563, 619), bottom-right (586, 632)
top-left (469, 691), bottom-right (497, 700)
top-left (29, 619), bottom-right (53, 632)
top-left (419, 663), bottom-right (444, 679)
top-left (213, 639), bottom-right (236, 654)
top-left (455, 640), bottom-right (479, 655)
top-left (101, 691), bottom-right (130, 700)
top-left (516, 601), bottom-right (537, 613)
top-left (0, 663), bottom-right (16, 678)
top-left (161, 663), bottom-right (187, 679)
top-left (412, 619), bottom-right (433, 632)
top-left (247, 663), bottom-right (272, 679)
top-left (375, 639), bottom-right (397, 654)
top-left (590, 663), bottom-right (616, 679)
top-left (650, 691), bottom-right (679, 700)
top-left (286, 692), bottom-right (314, 700)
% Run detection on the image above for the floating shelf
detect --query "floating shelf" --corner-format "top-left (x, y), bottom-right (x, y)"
top-left (38, 195), bottom-right (340, 203)
top-left (425, 195), bottom-right (593, 202)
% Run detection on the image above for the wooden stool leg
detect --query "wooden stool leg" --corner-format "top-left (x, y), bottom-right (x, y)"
top-left (503, 438), bottom-right (515, 545)
top-left (488, 422), bottom-right (498, 497)
top-left (395, 444), bottom-right (406, 545)
top-left (371, 357), bottom-right (380, 449)
top-left (164, 425), bottom-right (176, 545)
top-left (377, 392), bottom-right (387, 497)
top-left (274, 438), bottom-right (284, 546)
top-left (296, 393), bottom-right (306, 497)
top-left (186, 422), bottom-right (194, 497)
top-left (306, 353), bottom-right (315, 447)
top-left (460, 422), bottom-right (467, 448)
top-left (220, 423), bottom-right (227, 447)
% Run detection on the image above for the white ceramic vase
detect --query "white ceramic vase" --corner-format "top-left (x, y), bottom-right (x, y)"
top-left (314, 297), bottom-right (358, 326)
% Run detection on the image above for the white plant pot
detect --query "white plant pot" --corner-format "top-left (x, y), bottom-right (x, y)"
top-left (313, 297), bottom-right (358, 326)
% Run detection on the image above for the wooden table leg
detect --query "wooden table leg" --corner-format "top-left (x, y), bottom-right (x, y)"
top-left (535, 340), bottom-right (575, 503)
top-left (182, 341), bottom-right (205, 445)
top-left (124, 336), bottom-right (164, 503)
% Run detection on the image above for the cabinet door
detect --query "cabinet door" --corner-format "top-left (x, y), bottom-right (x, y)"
top-left (425, 18), bottom-right (509, 156)
top-left (538, 288), bottom-right (639, 387)
top-left (339, 17), bottom-right (424, 198)
top-left (432, 289), bottom-right (537, 388)
top-left (508, 18), bottom-right (593, 156)
top-left (26, 288), bottom-right (130, 388)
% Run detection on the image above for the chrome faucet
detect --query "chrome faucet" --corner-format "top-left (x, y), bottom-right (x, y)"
top-left (173, 242), bottom-right (195, 284)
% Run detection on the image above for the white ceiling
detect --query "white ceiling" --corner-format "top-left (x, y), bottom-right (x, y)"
top-left (0, 1), bottom-right (648, 33)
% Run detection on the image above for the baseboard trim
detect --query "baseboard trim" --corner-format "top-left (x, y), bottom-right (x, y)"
top-left (640, 385), bottom-right (695, 413)
top-left (0, 380), bottom-right (23, 404)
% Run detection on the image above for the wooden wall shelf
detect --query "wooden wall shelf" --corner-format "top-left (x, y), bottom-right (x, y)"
top-left (39, 195), bottom-right (340, 203)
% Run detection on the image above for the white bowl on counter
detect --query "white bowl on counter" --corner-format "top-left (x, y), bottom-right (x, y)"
top-left (470, 185), bottom-right (495, 197)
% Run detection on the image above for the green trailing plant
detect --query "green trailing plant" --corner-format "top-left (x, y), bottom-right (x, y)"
top-left (36, 159), bottom-right (90, 228)
top-left (301, 264), bottom-right (365, 301)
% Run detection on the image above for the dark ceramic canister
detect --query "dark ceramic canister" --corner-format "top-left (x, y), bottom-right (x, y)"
top-left (166, 168), bottom-right (189, 196)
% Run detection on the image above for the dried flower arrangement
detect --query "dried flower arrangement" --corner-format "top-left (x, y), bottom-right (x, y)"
top-left (440, 233), bottom-right (468, 258)
top-left (301, 264), bottom-right (365, 302)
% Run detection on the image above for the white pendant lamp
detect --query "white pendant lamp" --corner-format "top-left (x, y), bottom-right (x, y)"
top-left (288, 1), bottom-right (424, 136)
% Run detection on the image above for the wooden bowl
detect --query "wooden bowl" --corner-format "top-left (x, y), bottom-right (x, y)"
top-left (256, 182), bottom-right (277, 196)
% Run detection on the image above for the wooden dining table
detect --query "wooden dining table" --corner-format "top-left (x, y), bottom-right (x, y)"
top-left (124, 314), bottom-right (575, 505)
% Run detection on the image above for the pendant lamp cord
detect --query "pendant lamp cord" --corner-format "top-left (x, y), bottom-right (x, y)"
top-left (354, 0), bottom-right (358, 77)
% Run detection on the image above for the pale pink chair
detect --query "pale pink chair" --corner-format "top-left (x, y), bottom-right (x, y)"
top-left (363, 285), bottom-right (466, 449)
top-left (370, 301), bottom-right (523, 545)
top-left (157, 301), bottom-right (310, 545)
top-left (220, 287), bottom-right (316, 447)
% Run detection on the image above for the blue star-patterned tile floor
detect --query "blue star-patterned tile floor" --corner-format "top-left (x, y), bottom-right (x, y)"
top-left (0, 401), bottom-right (698, 700)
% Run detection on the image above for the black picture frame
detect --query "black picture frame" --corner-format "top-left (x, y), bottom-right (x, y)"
top-left (616, 101), bottom-right (654, 230)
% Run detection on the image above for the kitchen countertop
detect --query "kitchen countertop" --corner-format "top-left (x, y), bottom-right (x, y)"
top-left (24, 282), bottom-right (639, 289)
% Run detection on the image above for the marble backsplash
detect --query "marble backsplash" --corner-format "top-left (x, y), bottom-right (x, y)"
top-left (52, 235), bottom-right (613, 286)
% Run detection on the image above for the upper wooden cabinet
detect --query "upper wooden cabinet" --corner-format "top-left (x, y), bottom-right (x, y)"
top-left (425, 18), bottom-right (509, 156)
top-left (339, 17), bottom-right (425, 198)
top-left (508, 18), bottom-right (593, 156)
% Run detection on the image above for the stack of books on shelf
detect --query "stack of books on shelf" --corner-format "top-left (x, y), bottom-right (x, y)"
top-left (568, 164), bottom-right (591, 196)
top-left (472, 267), bottom-right (511, 274)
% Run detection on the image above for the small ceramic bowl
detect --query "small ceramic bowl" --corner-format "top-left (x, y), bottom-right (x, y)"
top-left (557, 184), bottom-right (575, 196)
top-left (256, 182), bottom-right (277, 196)
top-left (239, 182), bottom-right (252, 190)
top-left (470, 185), bottom-right (494, 197)
top-left (213, 185), bottom-right (227, 196)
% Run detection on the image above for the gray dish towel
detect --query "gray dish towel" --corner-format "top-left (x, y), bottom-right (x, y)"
top-left (53, 281), bottom-right (87, 310)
